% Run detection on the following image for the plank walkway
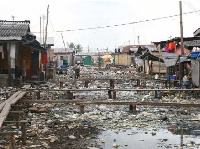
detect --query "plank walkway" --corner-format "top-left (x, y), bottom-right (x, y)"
top-left (25, 88), bottom-right (200, 92)
top-left (19, 99), bottom-right (200, 108)
top-left (0, 85), bottom-right (30, 130)
top-left (75, 101), bottom-right (200, 108)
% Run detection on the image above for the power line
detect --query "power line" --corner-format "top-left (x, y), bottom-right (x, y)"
top-left (56, 9), bottom-right (200, 32)
top-left (183, 1), bottom-right (200, 16)
top-left (32, 9), bottom-right (200, 33)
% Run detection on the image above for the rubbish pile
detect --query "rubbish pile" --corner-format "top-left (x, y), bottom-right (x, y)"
top-left (0, 66), bottom-right (200, 148)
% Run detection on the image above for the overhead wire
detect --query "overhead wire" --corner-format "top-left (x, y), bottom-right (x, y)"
top-left (183, 1), bottom-right (200, 16)
top-left (32, 9), bottom-right (200, 34)
top-left (56, 9), bottom-right (200, 32)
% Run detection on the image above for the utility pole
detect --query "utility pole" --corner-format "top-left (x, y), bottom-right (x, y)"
top-left (180, 1), bottom-right (184, 55)
top-left (133, 28), bottom-right (135, 45)
top-left (44, 5), bottom-right (49, 49)
top-left (88, 45), bottom-right (89, 54)
top-left (40, 17), bottom-right (41, 44)
top-left (42, 15), bottom-right (45, 46)
top-left (179, 1), bottom-right (184, 88)
top-left (158, 44), bottom-right (161, 78)
top-left (138, 36), bottom-right (140, 45)
top-left (44, 5), bottom-right (49, 82)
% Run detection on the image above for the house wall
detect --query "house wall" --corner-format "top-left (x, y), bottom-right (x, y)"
top-left (114, 53), bottom-right (131, 66)
top-left (0, 43), bottom-right (8, 73)
top-left (91, 55), bottom-right (99, 64)
top-left (175, 46), bottom-right (190, 55)
top-left (55, 54), bottom-right (65, 67)
top-left (48, 49), bottom-right (54, 61)
top-left (191, 59), bottom-right (200, 87)
top-left (54, 52), bottom-right (74, 67)
top-left (18, 44), bottom-right (31, 79)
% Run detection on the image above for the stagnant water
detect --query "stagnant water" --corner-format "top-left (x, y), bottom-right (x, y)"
top-left (96, 127), bottom-right (200, 149)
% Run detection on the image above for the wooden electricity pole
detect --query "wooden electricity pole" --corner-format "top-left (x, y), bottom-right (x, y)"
top-left (179, 1), bottom-right (184, 88)
top-left (180, 1), bottom-right (184, 56)
top-left (44, 5), bottom-right (49, 49)
top-left (40, 17), bottom-right (41, 44)
top-left (44, 5), bottom-right (49, 81)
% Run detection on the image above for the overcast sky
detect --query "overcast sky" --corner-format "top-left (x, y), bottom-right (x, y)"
top-left (1, 0), bottom-right (200, 52)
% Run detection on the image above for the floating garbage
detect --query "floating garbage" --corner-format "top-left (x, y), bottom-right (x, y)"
top-left (68, 135), bottom-right (76, 139)
top-left (190, 130), bottom-right (200, 136)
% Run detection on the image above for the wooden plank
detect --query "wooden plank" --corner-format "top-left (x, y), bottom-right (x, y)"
top-left (9, 111), bottom-right (24, 114)
top-left (0, 92), bottom-right (26, 130)
top-left (10, 92), bottom-right (26, 105)
top-left (21, 85), bottom-right (31, 89)
top-left (111, 89), bottom-right (200, 92)
top-left (24, 88), bottom-right (200, 92)
top-left (4, 120), bottom-right (27, 123)
top-left (4, 91), bottom-right (22, 105)
top-left (0, 85), bottom-right (29, 130)
top-left (21, 122), bottom-right (26, 145)
top-left (0, 103), bottom-right (6, 112)
top-left (75, 101), bottom-right (200, 108)
top-left (67, 78), bottom-right (140, 81)
top-left (19, 99), bottom-right (200, 108)
top-left (26, 88), bottom-right (109, 92)
top-left (0, 131), bottom-right (18, 135)
top-left (19, 99), bottom-right (86, 104)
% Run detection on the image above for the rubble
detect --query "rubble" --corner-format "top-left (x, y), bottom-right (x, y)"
top-left (0, 67), bottom-right (200, 148)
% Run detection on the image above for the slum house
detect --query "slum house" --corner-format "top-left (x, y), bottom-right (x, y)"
top-left (89, 51), bottom-right (112, 67)
top-left (114, 45), bottom-right (139, 68)
top-left (0, 20), bottom-right (45, 87)
top-left (136, 44), bottom-right (166, 74)
top-left (54, 48), bottom-right (74, 68)
top-left (75, 52), bottom-right (92, 66)
top-left (36, 37), bottom-right (54, 66)
top-left (192, 28), bottom-right (200, 87)
top-left (35, 37), bottom-right (55, 80)
top-left (140, 50), bottom-right (165, 75)
top-left (90, 52), bottom-right (103, 67)
top-left (153, 36), bottom-right (200, 88)
top-left (114, 44), bottom-right (163, 72)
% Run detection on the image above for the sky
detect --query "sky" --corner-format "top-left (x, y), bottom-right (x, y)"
top-left (1, 0), bottom-right (200, 52)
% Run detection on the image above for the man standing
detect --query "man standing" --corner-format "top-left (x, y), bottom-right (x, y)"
top-left (74, 61), bottom-right (80, 79)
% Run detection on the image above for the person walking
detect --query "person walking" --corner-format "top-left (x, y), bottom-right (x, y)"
top-left (74, 62), bottom-right (80, 79)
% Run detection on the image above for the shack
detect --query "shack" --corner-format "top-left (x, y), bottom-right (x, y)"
top-left (153, 36), bottom-right (200, 88)
top-left (0, 20), bottom-right (45, 87)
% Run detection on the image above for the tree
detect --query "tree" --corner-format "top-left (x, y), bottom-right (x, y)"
top-left (69, 42), bottom-right (75, 48)
top-left (69, 42), bottom-right (82, 53)
top-left (76, 44), bottom-right (82, 52)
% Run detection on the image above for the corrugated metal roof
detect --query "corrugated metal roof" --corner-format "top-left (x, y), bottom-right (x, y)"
top-left (0, 20), bottom-right (30, 40)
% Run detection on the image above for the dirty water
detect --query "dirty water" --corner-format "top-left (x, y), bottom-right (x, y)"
top-left (96, 127), bottom-right (200, 149)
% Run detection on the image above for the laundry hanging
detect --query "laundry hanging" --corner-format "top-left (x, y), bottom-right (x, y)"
top-left (41, 52), bottom-right (48, 64)
top-left (168, 42), bottom-right (175, 51)
top-left (165, 43), bottom-right (169, 52)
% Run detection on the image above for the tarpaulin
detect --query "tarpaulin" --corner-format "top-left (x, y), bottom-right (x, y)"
top-left (41, 52), bottom-right (48, 64)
